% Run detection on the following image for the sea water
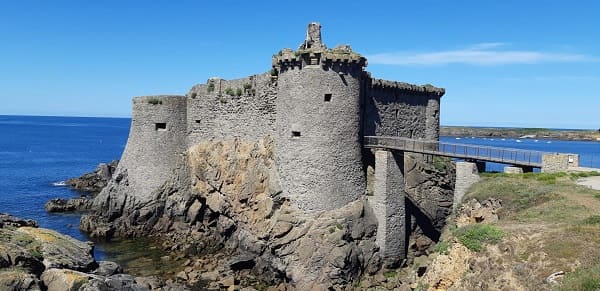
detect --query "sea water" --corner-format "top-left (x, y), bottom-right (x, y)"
top-left (0, 115), bottom-right (129, 257)
top-left (440, 136), bottom-right (600, 171)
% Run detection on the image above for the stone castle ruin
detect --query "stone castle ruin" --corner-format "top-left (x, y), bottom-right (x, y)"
top-left (85, 23), bottom-right (451, 286)
top-left (119, 22), bottom-right (443, 211)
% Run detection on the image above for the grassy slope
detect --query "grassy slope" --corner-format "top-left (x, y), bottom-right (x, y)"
top-left (462, 172), bottom-right (600, 290)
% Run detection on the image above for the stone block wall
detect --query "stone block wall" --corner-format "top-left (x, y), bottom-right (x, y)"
top-left (186, 73), bottom-right (277, 144)
top-left (542, 153), bottom-right (580, 173)
top-left (363, 78), bottom-right (444, 140)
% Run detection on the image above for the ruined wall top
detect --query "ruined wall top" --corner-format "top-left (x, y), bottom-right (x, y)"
top-left (273, 23), bottom-right (366, 69)
top-left (299, 22), bottom-right (326, 51)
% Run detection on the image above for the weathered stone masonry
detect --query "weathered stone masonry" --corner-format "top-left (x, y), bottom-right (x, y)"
top-left (103, 23), bottom-right (446, 264)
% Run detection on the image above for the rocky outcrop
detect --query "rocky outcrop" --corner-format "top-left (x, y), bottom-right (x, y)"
top-left (45, 198), bottom-right (92, 213)
top-left (0, 213), bottom-right (186, 291)
top-left (67, 160), bottom-right (118, 194)
top-left (81, 138), bottom-right (382, 289)
top-left (44, 161), bottom-right (118, 214)
top-left (404, 154), bottom-right (455, 258)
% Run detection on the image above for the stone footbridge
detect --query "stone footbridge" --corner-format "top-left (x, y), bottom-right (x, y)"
top-left (363, 135), bottom-right (581, 267)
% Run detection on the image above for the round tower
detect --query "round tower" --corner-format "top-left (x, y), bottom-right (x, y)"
top-left (115, 95), bottom-right (188, 204)
top-left (273, 23), bottom-right (367, 212)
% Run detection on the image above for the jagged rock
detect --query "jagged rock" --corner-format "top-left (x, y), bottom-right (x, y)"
top-left (92, 260), bottom-right (122, 276)
top-left (66, 160), bottom-right (118, 194)
top-left (0, 213), bottom-right (39, 228)
top-left (16, 227), bottom-right (97, 271)
top-left (45, 198), bottom-right (92, 213)
top-left (0, 269), bottom-right (42, 290)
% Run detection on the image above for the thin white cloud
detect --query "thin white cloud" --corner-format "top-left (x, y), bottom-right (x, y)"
top-left (367, 43), bottom-right (594, 66)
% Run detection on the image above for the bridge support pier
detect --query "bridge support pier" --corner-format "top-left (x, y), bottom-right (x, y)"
top-left (370, 150), bottom-right (407, 267)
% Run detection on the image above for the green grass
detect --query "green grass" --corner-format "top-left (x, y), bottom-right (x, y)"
top-left (235, 88), bottom-right (242, 97)
top-left (432, 156), bottom-right (453, 173)
top-left (453, 224), bottom-right (504, 252)
top-left (384, 270), bottom-right (397, 278)
top-left (224, 87), bottom-right (234, 96)
top-left (558, 263), bottom-right (600, 291)
top-left (433, 241), bottom-right (450, 254)
top-left (583, 215), bottom-right (600, 225)
top-left (207, 82), bottom-right (215, 92)
top-left (466, 176), bottom-right (558, 217)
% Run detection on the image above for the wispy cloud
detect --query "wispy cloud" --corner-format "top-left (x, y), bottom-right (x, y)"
top-left (367, 43), bottom-right (595, 66)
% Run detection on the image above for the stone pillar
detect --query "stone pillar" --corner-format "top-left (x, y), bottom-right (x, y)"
top-left (504, 166), bottom-right (524, 174)
top-left (370, 150), bottom-right (407, 267)
top-left (454, 162), bottom-right (481, 208)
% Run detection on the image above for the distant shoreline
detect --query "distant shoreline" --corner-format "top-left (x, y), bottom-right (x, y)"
top-left (441, 126), bottom-right (600, 141)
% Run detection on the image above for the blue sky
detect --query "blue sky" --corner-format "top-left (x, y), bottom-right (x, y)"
top-left (1, 1), bottom-right (599, 129)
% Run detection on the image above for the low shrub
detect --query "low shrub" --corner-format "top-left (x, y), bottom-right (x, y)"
top-left (453, 224), bottom-right (504, 252)
top-left (147, 98), bottom-right (162, 105)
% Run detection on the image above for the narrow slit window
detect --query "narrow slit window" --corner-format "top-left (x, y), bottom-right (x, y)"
top-left (195, 120), bottom-right (201, 123)
top-left (324, 93), bottom-right (332, 102)
top-left (155, 123), bottom-right (167, 131)
top-left (291, 131), bottom-right (301, 138)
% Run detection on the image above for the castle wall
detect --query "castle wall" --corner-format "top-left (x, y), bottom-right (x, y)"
top-left (275, 62), bottom-right (366, 212)
top-left (115, 95), bottom-right (188, 204)
top-left (186, 73), bottom-right (277, 144)
top-left (364, 78), bottom-right (444, 140)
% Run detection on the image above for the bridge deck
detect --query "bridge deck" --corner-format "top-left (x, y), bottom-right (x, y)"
top-left (364, 136), bottom-right (550, 168)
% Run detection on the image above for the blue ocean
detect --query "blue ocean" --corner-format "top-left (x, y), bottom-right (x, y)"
top-left (0, 115), bottom-right (598, 258)
top-left (0, 115), bottom-right (130, 258)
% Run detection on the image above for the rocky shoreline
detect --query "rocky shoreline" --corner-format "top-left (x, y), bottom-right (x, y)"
top-left (0, 213), bottom-right (187, 290)
top-left (441, 126), bottom-right (600, 141)
top-left (36, 139), bottom-right (456, 290)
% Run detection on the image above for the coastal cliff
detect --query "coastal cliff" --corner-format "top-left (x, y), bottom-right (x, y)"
top-left (75, 138), bottom-right (454, 289)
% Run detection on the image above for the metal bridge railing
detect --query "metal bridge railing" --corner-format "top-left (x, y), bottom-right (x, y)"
top-left (364, 136), bottom-right (551, 167)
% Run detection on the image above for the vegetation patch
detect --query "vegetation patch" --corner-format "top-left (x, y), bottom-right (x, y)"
top-left (147, 98), bottom-right (162, 105)
top-left (224, 87), bottom-right (234, 96)
top-left (583, 215), bottom-right (600, 225)
top-left (453, 224), bottom-right (504, 252)
top-left (433, 241), bottom-right (450, 254)
top-left (207, 82), bottom-right (215, 93)
top-left (558, 263), bottom-right (600, 291)
top-left (432, 156), bottom-right (453, 173)
top-left (466, 175), bottom-right (558, 217)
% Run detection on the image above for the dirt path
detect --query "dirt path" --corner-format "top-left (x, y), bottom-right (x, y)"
top-left (577, 176), bottom-right (600, 190)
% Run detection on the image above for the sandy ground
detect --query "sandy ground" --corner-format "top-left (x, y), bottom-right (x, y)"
top-left (577, 176), bottom-right (600, 190)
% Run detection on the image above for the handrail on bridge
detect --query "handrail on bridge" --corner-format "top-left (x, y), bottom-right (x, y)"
top-left (364, 136), bottom-right (553, 167)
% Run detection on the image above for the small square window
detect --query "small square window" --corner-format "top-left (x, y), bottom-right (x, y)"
top-left (291, 131), bottom-right (301, 138)
top-left (155, 123), bottom-right (167, 131)
top-left (324, 93), bottom-right (332, 102)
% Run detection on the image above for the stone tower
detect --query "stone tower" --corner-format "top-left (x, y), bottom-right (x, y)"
top-left (273, 23), bottom-right (367, 212)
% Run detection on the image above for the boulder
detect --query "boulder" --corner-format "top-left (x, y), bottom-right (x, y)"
top-left (45, 198), bottom-right (92, 213)
top-left (41, 268), bottom-right (92, 291)
top-left (0, 269), bottom-right (42, 290)
top-left (16, 227), bottom-right (97, 271)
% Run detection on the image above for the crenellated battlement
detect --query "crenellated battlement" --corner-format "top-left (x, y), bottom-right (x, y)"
top-left (368, 78), bottom-right (445, 97)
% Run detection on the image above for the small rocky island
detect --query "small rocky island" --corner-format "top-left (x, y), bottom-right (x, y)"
top-left (5, 23), bottom-right (456, 290)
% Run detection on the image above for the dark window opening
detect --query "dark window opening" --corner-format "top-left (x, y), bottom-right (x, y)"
top-left (324, 93), bottom-right (332, 102)
top-left (291, 131), bottom-right (301, 138)
top-left (155, 123), bottom-right (167, 131)
top-left (195, 120), bottom-right (201, 123)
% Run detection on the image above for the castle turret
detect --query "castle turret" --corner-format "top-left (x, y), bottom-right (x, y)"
top-left (113, 95), bottom-right (187, 205)
top-left (273, 23), bottom-right (367, 212)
